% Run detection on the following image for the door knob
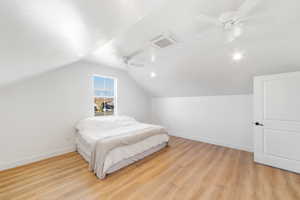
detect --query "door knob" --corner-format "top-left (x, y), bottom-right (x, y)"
top-left (255, 122), bottom-right (264, 126)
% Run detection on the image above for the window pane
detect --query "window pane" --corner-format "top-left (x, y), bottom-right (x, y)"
top-left (94, 90), bottom-right (106, 97)
top-left (105, 78), bottom-right (114, 96)
top-left (93, 76), bottom-right (105, 90)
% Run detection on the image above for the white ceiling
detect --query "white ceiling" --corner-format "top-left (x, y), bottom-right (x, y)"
top-left (0, 0), bottom-right (167, 87)
top-left (89, 0), bottom-right (300, 96)
top-left (1, 0), bottom-right (300, 97)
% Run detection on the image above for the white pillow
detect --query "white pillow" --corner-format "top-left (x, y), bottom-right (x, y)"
top-left (76, 116), bottom-right (137, 132)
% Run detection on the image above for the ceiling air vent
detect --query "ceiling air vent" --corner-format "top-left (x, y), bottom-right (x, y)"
top-left (150, 34), bottom-right (177, 49)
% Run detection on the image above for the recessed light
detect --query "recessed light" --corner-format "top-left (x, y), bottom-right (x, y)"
top-left (232, 52), bottom-right (243, 61)
top-left (150, 72), bottom-right (157, 78)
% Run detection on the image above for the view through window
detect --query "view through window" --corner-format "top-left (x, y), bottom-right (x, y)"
top-left (93, 76), bottom-right (116, 116)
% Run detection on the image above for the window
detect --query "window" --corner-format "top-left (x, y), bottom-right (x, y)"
top-left (93, 75), bottom-right (117, 116)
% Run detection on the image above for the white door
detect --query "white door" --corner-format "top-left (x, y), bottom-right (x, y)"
top-left (254, 71), bottom-right (300, 173)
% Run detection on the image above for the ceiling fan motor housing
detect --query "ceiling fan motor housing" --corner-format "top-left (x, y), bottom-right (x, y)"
top-left (219, 12), bottom-right (240, 30)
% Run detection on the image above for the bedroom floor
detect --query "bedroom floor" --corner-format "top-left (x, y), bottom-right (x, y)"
top-left (1, 137), bottom-right (300, 200)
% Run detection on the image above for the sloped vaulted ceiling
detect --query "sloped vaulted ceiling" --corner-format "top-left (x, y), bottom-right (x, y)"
top-left (0, 0), bottom-right (168, 87)
top-left (89, 0), bottom-right (300, 97)
top-left (1, 0), bottom-right (300, 97)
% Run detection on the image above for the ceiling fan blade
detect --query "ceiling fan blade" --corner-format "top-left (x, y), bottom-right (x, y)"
top-left (196, 14), bottom-right (221, 26)
top-left (126, 49), bottom-right (144, 60)
top-left (129, 63), bottom-right (144, 68)
top-left (236, 0), bottom-right (260, 19)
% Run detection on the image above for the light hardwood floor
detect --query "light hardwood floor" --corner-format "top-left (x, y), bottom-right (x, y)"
top-left (1, 136), bottom-right (300, 200)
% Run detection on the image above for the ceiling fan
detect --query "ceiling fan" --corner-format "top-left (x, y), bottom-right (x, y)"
top-left (123, 49), bottom-right (145, 68)
top-left (196, 0), bottom-right (260, 43)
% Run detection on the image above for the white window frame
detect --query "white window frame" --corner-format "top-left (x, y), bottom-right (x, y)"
top-left (92, 74), bottom-right (118, 116)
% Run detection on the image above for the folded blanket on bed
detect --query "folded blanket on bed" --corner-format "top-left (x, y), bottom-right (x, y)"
top-left (89, 125), bottom-right (168, 179)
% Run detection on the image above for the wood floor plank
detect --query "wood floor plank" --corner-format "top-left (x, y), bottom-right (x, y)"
top-left (1, 136), bottom-right (300, 200)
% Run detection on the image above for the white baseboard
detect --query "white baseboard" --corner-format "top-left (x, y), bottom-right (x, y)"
top-left (0, 145), bottom-right (76, 171)
top-left (170, 133), bottom-right (253, 152)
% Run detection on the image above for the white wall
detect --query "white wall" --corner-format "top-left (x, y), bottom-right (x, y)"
top-left (0, 61), bottom-right (151, 170)
top-left (152, 95), bottom-right (253, 152)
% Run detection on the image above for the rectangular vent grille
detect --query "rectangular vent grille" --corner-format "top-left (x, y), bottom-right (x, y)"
top-left (151, 34), bottom-right (177, 49)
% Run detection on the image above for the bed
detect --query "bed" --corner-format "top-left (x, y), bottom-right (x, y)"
top-left (75, 116), bottom-right (169, 179)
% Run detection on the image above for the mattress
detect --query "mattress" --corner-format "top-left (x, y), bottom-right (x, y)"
top-left (76, 131), bottom-right (169, 173)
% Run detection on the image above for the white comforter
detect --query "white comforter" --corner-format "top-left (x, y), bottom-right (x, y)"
top-left (75, 116), bottom-right (169, 175)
